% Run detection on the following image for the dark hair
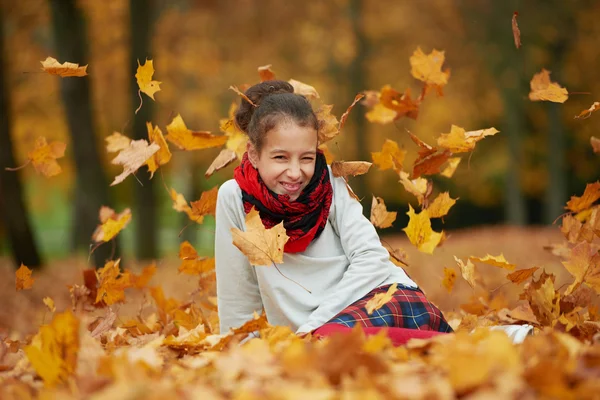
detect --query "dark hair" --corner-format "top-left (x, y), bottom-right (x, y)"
top-left (234, 80), bottom-right (319, 152)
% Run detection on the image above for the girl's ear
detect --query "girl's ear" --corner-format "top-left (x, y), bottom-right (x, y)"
top-left (247, 142), bottom-right (259, 168)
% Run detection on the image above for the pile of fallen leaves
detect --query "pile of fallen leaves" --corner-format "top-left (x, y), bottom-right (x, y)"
top-left (2, 45), bottom-right (600, 398)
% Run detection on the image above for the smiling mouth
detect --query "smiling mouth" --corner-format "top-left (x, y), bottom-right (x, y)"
top-left (281, 182), bottom-right (302, 193)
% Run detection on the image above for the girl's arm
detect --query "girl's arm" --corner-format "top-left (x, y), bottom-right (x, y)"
top-left (296, 176), bottom-right (394, 334)
top-left (215, 181), bottom-right (264, 334)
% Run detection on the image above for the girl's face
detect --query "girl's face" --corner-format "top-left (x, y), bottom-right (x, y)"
top-left (248, 120), bottom-right (318, 201)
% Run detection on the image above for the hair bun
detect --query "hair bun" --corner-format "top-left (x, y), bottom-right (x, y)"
top-left (235, 80), bottom-right (294, 133)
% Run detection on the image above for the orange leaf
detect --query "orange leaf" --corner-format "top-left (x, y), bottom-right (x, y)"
top-left (437, 125), bottom-right (499, 153)
top-left (258, 64), bottom-right (276, 82)
top-left (371, 139), bottom-right (406, 172)
top-left (426, 192), bottom-right (457, 218)
top-left (411, 150), bottom-right (452, 179)
top-left (442, 267), bottom-right (456, 293)
top-left (370, 196), bottom-right (397, 229)
top-left (166, 114), bottom-right (227, 151)
top-left (339, 93), bottom-right (365, 131)
top-left (110, 139), bottom-right (160, 186)
top-left (136, 58), bottom-right (161, 100)
top-left (231, 208), bottom-right (289, 266)
top-left (365, 283), bottom-right (398, 314)
top-left (403, 205), bottom-right (443, 254)
top-left (40, 56), bottom-right (87, 77)
top-left (379, 85), bottom-right (419, 120)
top-left (406, 130), bottom-right (436, 159)
top-left (575, 101), bottom-right (600, 119)
top-left (105, 132), bottom-right (131, 153)
top-left (410, 47), bottom-right (450, 96)
top-left (178, 241), bottom-right (216, 275)
top-left (145, 122), bottom-right (172, 178)
top-left (190, 186), bottom-right (219, 218)
top-left (528, 69), bottom-right (568, 103)
top-left (512, 12), bottom-right (521, 49)
top-left (27, 137), bottom-right (67, 177)
top-left (288, 79), bottom-right (320, 99)
top-left (95, 259), bottom-right (131, 305)
top-left (562, 241), bottom-right (600, 295)
top-left (565, 181), bottom-right (600, 213)
top-left (129, 263), bottom-right (157, 289)
top-left (15, 264), bottom-right (34, 291)
top-left (469, 254), bottom-right (516, 270)
top-left (506, 267), bottom-right (539, 285)
top-left (169, 188), bottom-right (203, 224)
top-left (229, 85), bottom-right (256, 106)
top-left (92, 207), bottom-right (132, 242)
top-left (331, 161), bottom-right (372, 178)
top-left (205, 149), bottom-right (238, 178)
top-left (316, 104), bottom-right (340, 144)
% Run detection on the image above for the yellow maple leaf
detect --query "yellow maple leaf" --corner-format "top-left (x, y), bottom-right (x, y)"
top-left (15, 264), bottom-right (34, 291)
top-left (410, 47), bottom-right (450, 95)
top-left (427, 192), bottom-right (458, 218)
top-left (437, 125), bottom-right (499, 153)
top-left (110, 139), bottom-right (160, 186)
top-left (371, 139), bottom-right (406, 171)
top-left (92, 207), bottom-right (132, 242)
top-left (365, 283), bottom-right (398, 314)
top-left (565, 181), bottom-right (600, 213)
top-left (316, 104), bottom-right (340, 144)
top-left (562, 241), bottom-right (600, 295)
top-left (220, 112), bottom-right (248, 158)
top-left (95, 259), bottom-right (131, 305)
top-left (454, 256), bottom-right (476, 288)
top-left (403, 205), bottom-right (443, 254)
top-left (135, 58), bottom-right (161, 100)
top-left (365, 102), bottom-right (398, 124)
top-left (43, 297), bottom-right (56, 313)
top-left (105, 132), bottom-right (131, 153)
top-left (231, 208), bottom-right (289, 266)
top-left (26, 137), bottom-right (66, 177)
top-left (528, 69), bottom-right (568, 103)
top-left (331, 161), bottom-right (372, 178)
top-left (258, 64), bottom-right (276, 82)
top-left (440, 157), bottom-right (461, 178)
top-left (442, 267), bottom-right (456, 293)
top-left (24, 310), bottom-right (80, 386)
top-left (166, 114), bottom-right (227, 151)
top-left (288, 79), bottom-right (320, 99)
top-left (469, 254), bottom-right (516, 270)
top-left (40, 56), bottom-right (87, 77)
top-left (370, 196), bottom-right (397, 229)
top-left (398, 171), bottom-right (429, 205)
top-left (145, 122), bottom-right (171, 178)
top-left (178, 241), bottom-right (216, 275)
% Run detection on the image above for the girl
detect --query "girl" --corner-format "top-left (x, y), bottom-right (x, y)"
top-left (215, 80), bottom-right (452, 344)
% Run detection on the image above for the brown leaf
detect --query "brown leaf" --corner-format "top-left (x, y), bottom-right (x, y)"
top-left (370, 196), bottom-right (397, 229)
top-left (412, 150), bottom-right (452, 179)
top-left (110, 139), bottom-right (160, 186)
top-left (406, 130), bottom-right (436, 159)
top-left (258, 64), bottom-right (276, 82)
top-left (506, 267), bottom-right (539, 284)
top-left (205, 149), bottom-right (238, 178)
top-left (331, 161), bottom-right (372, 178)
top-left (90, 308), bottom-right (117, 338)
top-left (316, 104), bottom-right (340, 144)
top-left (379, 85), bottom-right (419, 120)
top-left (229, 85), bottom-right (256, 106)
top-left (339, 94), bottom-right (365, 131)
top-left (575, 101), bottom-right (600, 119)
top-left (512, 12), bottom-right (521, 49)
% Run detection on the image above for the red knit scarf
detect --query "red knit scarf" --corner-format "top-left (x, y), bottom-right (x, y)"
top-left (233, 150), bottom-right (333, 253)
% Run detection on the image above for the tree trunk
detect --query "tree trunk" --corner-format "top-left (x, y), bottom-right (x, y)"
top-left (0, 6), bottom-right (42, 268)
top-left (130, 0), bottom-right (157, 260)
top-left (48, 0), bottom-right (118, 267)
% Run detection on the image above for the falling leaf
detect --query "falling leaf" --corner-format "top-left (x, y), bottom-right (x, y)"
top-left (92, 207), bottom-right (132, 242)
top-left (331, 161), bottom-right (371, 179)
top-left (562, 241), bottom-right (600, 295)
top-left (288, 79), bottom-right (320, 99)
top-left (318, 144), bottom-right (335, 164)
top-left (166, 114), bottom-right (227, 151)
top-left (220, 110), bottom-right (248, 158)
top-left (231, 208), bottom-right (289, 266)
top-left (190, 186), bottom-right (219, 218)
top-left (136, 58), bottom-right (161, 100)
top-left (437, 125), bottom-right (499, 153)
top-left (388, 246), bottom-right (409, 267)
top-left (512, 12), bottom-right (521, 49)
top-left (145, 122), bottom-right (171, 178)
top-left (258, 64), bottom-right (276, 81)
top-left (575, 101), bottom-right (600, 119)
top-left (454, 256), bottom-right (476, 288)
top-left (40, 56), bottom-right (87, 77)
top-left (440, 157), bottom-right (461, 178)
top-left (169, 188), bottom-right (203, 224)
top-left (95, 259), bottom-right (131, 305)
top-left (565, 181), bottom-right (600, 213)
top-left (16, 264), bottom-right (34, 291)
top-left (365, 283), bottom-right (398, 314)
top-left (507, 267), bottom-right (539, 285)
top-left (178, 241), bottom-right (216, 275)
top-left (403, 205), bottom-right (443, 254)
top-left (371, 139), bottom-right (406, 172)
top-left (365, 103), bottom-right (398, 124)
top-left (105, 132), bottom-right (131, 153)
top-left (229, 85), bottom-right (255, 106)
top-left (90, 307), bottom-right (117, 339)
top-left (561, 214), bottom-right (594, 244)
top-left (316, 104), bottom-right (340, 144)
top-left (43, 297), bottom-right (56, 313)
top-left (528, 69), bottom-right (568, 103)
top-left (129, 263), bottom-right (157, 289)
top-left (410, 47), bottom-right (450, 95)
top-left (442, 267), bottom-right (456, 293)
top-left (407, 130), bottom-right (437, 159)
top-left (469, 254), bottom-right (516, 270)
top-left (427, 192), bottom-right (457, 218)
top-left (205, 149), bottom-right (238, 178)
top-left (26, 137), bottom-right (66, 177)
top-left (339, 94), bottom-right (365, 131)
top-left (412, 150), bottom-right (452, 179)
top-left (591, 137), bottom-right (600, 153)
top-left (398, 171), bottom-right (429, 205)
top-left (24, 310), bottom-right (80, 386)
top-left (370, 196), bottom-right (397, 229)
top-left (110, 139), bottom-right (160, 186)
top-left (379, 85), bottom-right (420, 120)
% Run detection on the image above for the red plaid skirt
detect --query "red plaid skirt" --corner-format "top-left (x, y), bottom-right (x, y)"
top-left (323, 283), bottom-right (452, 332)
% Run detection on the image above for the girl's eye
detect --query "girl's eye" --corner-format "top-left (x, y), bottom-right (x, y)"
top-left (303, 157), bottom-right (314, 161)
top-left (274, 156), bottom-right (286, 160)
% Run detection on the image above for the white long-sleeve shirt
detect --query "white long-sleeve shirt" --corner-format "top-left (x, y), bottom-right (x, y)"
top-left (215, 167), bottom-right (417, 335)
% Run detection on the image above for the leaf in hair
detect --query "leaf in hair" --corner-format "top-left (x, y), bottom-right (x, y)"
top-left (229, 85), bottom-right (256, 106)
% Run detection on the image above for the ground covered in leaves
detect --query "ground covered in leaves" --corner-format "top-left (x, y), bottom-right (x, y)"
top-left (2, 226), bottom-right (600, 399)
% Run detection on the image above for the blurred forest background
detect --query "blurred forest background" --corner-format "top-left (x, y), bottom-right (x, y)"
top-left (1, 0), bottom-right (599, 268)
